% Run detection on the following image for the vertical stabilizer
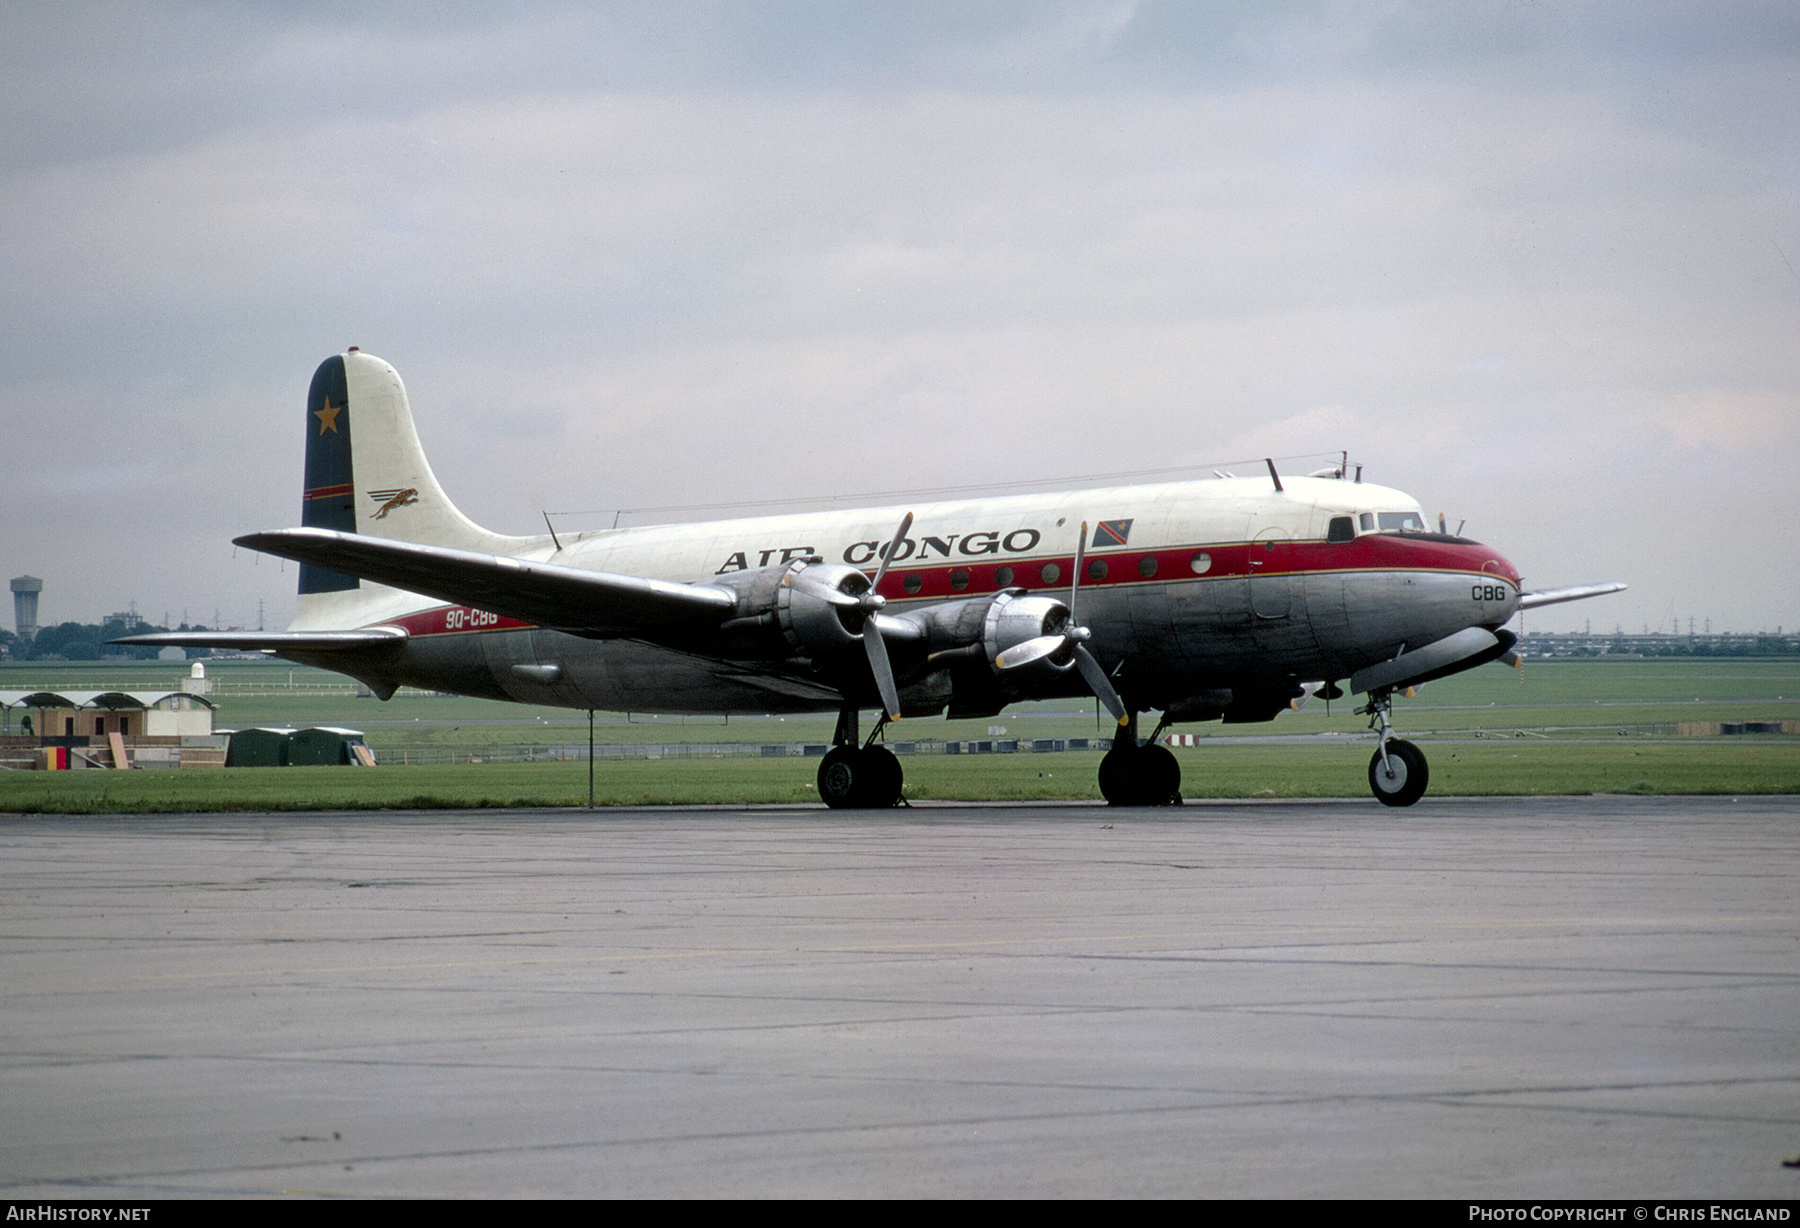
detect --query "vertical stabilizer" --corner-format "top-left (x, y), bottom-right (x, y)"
top-left (296, 351), bottom-right (531, 616)
top-left (300, 356), bottom-right (358, 594)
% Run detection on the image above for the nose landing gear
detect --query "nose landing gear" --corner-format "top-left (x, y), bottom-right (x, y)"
top-left (1358, 687), bottom-right (1429, 807)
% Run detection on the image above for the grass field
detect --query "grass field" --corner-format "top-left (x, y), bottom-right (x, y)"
top-left (3, 656), bottom-right (1798, 811)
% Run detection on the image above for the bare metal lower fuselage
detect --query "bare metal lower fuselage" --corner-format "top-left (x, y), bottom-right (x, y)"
top-left (299, 556), bottom-right (1514, 717)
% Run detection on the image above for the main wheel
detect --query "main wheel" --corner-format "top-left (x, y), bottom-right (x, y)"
top-left (1098, 744), bottom-right (1137, 804)
top-left (1368, 738), bottom-right (1429, 807)
top-left (1098, 743), bottom-right (1183, 806)
top-left (1140, 743), bottom-right (1182, 804)
top-left (817, 746), bottom-right (905, 809)
top-left (860, 745), bottom-right (903, 808)
top-left (818, 746), bottom-right (863, 808)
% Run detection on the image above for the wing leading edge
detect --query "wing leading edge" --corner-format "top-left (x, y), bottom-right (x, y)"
top-left (113, 627), bottom-right (409, 651)
top-left (1518, 582), bottom-right (1628, 610)
top-left (233, 527), bottom-right (736, 638)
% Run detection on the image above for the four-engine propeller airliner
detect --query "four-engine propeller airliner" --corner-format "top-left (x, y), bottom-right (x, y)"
top-left (120, 350), bottom-right (1624, 806)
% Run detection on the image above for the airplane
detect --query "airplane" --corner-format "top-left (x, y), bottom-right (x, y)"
top-left (119, 349), bottom-right (1625, 807)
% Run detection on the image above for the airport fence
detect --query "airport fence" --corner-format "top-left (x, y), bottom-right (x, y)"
top-left (380, 738), bottom-right (1112, 765)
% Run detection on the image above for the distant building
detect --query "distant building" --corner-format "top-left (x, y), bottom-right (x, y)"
top-left (0, 688), bottom-right (223, 769)
top-left (1519, 629), bottom-right (1800, 657)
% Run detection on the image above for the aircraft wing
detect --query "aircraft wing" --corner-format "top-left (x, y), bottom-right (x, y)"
top-left (232, 528), bottom-right (737, 637)
top-left (1518, 582), bottom-right (1628, 610)
top-left (113, 628), bottom-right (408, 651)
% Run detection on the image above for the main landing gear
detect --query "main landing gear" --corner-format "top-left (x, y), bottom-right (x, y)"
top-left (1358, 687), bottom-right (1429, 807)
top-left (1097, 712), bottom-right (1183, 806)
top-left (818, 707), bottom-right (905, 809)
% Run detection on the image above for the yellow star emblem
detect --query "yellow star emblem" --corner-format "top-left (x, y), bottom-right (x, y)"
top-left (315, 398), bottom-right (344, 435)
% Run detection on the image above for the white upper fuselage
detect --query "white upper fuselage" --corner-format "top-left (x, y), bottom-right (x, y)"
top-left (301, 474), bottom-right (1448, 623)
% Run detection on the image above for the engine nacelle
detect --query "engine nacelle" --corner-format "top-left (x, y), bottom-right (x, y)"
top-left (775, 561), bottom-right (870, 655)
top-left (980, 592), bottom-right (1072, 672)
top-left (705, 559), bottom-right (873, 660)
top-left (879, 589), bottom-right (1073, 671)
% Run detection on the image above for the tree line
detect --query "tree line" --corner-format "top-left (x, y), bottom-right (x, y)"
top-left (0, 618), bottom-right (217, 662)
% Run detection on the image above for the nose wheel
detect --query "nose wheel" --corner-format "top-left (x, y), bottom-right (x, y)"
top-left (1368, 737), bottom-right (1428, 806)
top-left (1359, 688), bottom-right (1430, 807)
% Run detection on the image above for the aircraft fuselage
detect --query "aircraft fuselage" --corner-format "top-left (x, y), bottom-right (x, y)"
top-left (290, 475), bottom-right (1521, 718)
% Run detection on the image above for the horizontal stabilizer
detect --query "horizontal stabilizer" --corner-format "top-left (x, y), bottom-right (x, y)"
top-left (1518, 582), bottom-right (1627, 610)
top-left (234, 528), bottom-right (737, 638)
top-left (111, 628), bottom-right (408, 652)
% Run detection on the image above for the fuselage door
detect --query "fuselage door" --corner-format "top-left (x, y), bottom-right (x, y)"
top-left (1250, 526), bottom-right (1291, 619)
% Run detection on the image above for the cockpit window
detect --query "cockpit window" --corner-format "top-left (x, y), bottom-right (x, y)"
top-left (1326, 516), bottom-right (1355, 543)
top-left (1359, 512), bottom-right (1375, 532)
top-left (1377, 511), bottom-right (1426, 533)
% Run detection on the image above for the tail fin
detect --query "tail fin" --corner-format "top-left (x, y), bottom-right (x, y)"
top-left (298, 350), bottom-right (527, 599)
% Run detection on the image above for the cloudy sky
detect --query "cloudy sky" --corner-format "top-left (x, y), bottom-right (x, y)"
top-left (3, 1), bottom-right (1796, 638)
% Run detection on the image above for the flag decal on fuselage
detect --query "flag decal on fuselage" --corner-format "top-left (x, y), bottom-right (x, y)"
top-left (1093, 519), bottom-right (1133, 548)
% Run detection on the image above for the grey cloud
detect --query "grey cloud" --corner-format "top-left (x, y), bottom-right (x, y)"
top-left (2, 2), bottom-right (1795, 635)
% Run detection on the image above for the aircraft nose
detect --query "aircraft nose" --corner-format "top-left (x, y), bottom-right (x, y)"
top-left (1475, 548), bottom-right (1523, 622)
top-left (1487, 551), bottom-right (1522, 587)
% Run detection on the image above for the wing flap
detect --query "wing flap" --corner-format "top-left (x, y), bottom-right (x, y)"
top-left (233, 528), bottom-right (736, 637)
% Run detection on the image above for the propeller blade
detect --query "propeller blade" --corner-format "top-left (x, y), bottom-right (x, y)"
top-left (1073, 645), bottom-right (1127, 723)
top-left (867, 511), bottom-right (914, 597)
top-left (785, 570), bottom-right (861, 607)
top-left (995, 635), bottom-right (1066, 671)
top-left (1288, 681), bottom-right (1323, 712)
top-left (859, 511), bottom-right (913, 720)
top-left (1069, 521), bottom-right (1087, 624)
top-left (864, 621), bottom-right (901, 719)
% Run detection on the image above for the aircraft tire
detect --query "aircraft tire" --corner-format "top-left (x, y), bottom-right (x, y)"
top-left (861, 745), bottom-right (904, 808)
top-left (1141, 743), bottom-right (1182, 804)
top-left (1098, 744), bottom-right (1136, 804)
top-left (818, 746), bottom-right (863, 809)
top-left (1368, 738), bottom-right (1429, 807)
top-left (1098, 743), bottom-right (1182, 806)
top-left (817, 745), bottom-right (904, 809)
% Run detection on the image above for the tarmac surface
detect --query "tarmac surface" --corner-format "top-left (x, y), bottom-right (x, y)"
top-left (2, 795), bottom-right (1797, 1199)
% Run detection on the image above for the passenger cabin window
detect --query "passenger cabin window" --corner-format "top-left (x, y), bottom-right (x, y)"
top-left (1326, 516), bottom-right (1355, 543)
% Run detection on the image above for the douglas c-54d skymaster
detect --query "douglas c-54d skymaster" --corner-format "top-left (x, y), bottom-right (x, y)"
top-left (120, 350), bottom-right (1625, 807)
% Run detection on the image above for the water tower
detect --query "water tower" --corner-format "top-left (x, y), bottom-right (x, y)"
top-left (10, 576), bottom-right (41, 643)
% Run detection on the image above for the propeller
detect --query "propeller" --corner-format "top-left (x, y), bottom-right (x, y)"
top-left (859, 511), bottom-right (912, 719)
top-left (777, 512), bottom-right (910, 718)
top-left (994, 521), bottom-right (1128, 724)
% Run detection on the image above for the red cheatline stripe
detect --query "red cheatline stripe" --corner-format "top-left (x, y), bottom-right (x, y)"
top-left (863, 538), bottom-right (1517, 602)
top-left (304, 484), bottom-right (353, 501)
top-left (378, 608), bottom-right (536, 637)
